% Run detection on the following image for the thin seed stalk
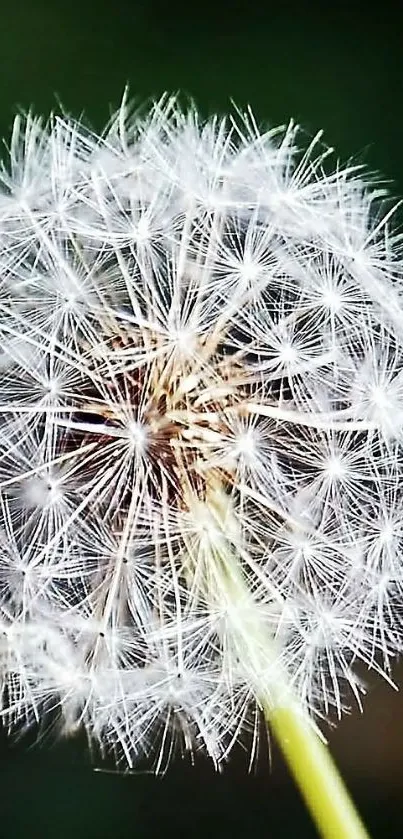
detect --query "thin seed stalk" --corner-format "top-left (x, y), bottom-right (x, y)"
top-left (269, 705), bottom-right (370, 839)
top-left (186, 483), bottom-right (371, 839)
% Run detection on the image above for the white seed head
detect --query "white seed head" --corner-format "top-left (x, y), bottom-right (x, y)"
top-left (0, 95), bottom-right (403, 769)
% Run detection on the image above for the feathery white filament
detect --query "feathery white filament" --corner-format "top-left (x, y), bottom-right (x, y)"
top-left (0, 95), bottom-right (403, 769)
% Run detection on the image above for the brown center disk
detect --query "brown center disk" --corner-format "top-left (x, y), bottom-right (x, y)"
top-left (63, 327), bottom-right (250, 516)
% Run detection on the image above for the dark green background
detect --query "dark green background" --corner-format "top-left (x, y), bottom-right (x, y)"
top-left (1, 2), bottom-right (403, 837)
top-left (2, 1), bottom-right (403, 196)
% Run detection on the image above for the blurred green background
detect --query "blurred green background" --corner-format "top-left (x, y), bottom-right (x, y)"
top-left (1, 2), bottom-right (403, 837)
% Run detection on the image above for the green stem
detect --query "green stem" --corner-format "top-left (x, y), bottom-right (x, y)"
top-left (268, 705), bottom-right (371, 839)
top-left (186, 485), bottom-right (372, 839)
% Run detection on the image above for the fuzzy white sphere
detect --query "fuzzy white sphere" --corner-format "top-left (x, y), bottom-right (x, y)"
top-left (0, 95), bottom-right (403, 769)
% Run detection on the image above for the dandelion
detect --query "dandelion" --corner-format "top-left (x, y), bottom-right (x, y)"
top-left (1, 93), bottom-right (403, 838)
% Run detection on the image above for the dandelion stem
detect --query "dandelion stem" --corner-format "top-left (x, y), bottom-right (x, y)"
top-left (196, 484), bottom-right (371, 839)
top-left (268, 704), bottom-right (371, 839)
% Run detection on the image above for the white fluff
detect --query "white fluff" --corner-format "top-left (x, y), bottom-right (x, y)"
top-left (0, 94), bottom-right (402, 769)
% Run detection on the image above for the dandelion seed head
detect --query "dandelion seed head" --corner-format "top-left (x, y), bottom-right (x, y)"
top-left (233, 427), bottom-right (258, 461)
top-left (23, 475), bottom-right (61, 509)
top-left (127, 420), bottom-right (148, 451)
top-left (0, 95), bottom-right (403, 769)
